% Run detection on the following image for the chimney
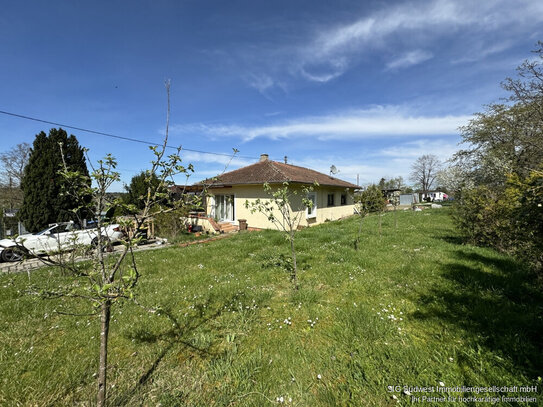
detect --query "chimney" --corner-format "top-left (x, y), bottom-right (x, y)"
top-left (259, 153), bottom-right (269, 162)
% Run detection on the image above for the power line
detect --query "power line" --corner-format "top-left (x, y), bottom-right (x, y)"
top-left (0, 109), bottom-right (260, 160)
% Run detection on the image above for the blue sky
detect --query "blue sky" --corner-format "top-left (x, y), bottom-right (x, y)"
top-left (1, 0), bottom-right (542, 191)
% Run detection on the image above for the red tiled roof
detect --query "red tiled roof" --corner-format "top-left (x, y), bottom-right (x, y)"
top-left (200, 159), bottom-right (358, 189)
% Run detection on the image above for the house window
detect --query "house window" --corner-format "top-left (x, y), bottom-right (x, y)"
top-left (341, 194), bottom-right (347, 205)
top-left (327, 193), bottom-right (334, 207)
top-left (307, 192), bottom-right (317, 218)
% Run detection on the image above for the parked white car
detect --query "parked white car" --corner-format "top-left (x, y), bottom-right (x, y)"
top-left (0, 221), bottom-right (124, 262)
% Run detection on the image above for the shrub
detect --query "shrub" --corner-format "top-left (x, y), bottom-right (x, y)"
top-left (153, 207), bottom-right (190, 239)
top-left (453, 167), bottom-right (543, 274)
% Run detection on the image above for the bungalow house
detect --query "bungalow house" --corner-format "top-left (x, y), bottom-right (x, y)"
top-left (191, 154), bottom-right (358, 232)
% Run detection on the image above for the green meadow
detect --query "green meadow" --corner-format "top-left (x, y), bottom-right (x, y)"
top-left (1, 209), bottom-right (541, 406)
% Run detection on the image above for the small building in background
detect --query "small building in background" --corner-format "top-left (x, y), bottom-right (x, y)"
top-left (420, 191), bottom-right (448, 202)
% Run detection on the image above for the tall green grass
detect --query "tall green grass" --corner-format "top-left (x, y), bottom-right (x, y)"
top-left (0, 209), bottom-right (541, 406)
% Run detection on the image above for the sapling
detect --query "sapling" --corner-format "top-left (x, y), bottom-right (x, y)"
top-left (245, 182), bottom-right (316, 289)
top-left (354, 184), bottom-right (386, 249)
top-left (24, 80), bottom-right (196, 406)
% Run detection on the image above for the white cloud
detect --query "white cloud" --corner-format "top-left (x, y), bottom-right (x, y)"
top-left (246, 73), bottom-right (275, 94)
top-left (386, 50), bottom-right (433, 70)
top-left (286, 138), bottom-right (460, 186)
top-left (176, 106), bottom-right (471, 142)
top-left (451, 40), bottom-right (515, 64)
top-left (379, 139), bottom-right (459, 161)
top-left (311, 1), bottom-right (463, 59)
top-left (241, 0), bottom-right (543, 86)
top-left (180, 150), bottom-right (253, 168)
top-left (297, 0), bottom-right (465, 81)
top-left (309, 0), bottom-right (543, 59)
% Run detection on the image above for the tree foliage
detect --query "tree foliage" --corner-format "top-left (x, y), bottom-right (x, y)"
top-left (18, 129), bottom-right (90, 232)
top-left (356, 184), bottom-right (386, 214)
top-left (379, 176), bottom-right (409, 191)
top-left (436, 165), bottom-right (472, 197)
top-left (502, 40), bottom-right (543, 121)
top-left (455, 103), bottom-right (543, 185)
top-left (451, 42), bottom-right (543, 274)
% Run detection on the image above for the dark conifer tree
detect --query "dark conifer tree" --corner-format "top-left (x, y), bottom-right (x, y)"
top-left (19, 128), bottom-right (90, 232)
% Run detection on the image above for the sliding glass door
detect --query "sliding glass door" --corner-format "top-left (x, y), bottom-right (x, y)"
top-left (215, 194), bottom-right (235, 221)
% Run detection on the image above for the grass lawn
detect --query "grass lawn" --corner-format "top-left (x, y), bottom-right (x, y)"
top-left (1, 209), bottom-right (542, 406)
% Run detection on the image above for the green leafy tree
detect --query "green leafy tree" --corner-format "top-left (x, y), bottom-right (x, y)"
top-left (381, 176), bottom-right (407, 191)
top-left (18, 128), bottom-right (90, 232)
top-left (451, 42), bottom-right (543, 274)
top-left (245, 182), bottom-right (316, 289)
top-left (454, 102), bottom-right (543, 186)
top-left (454, 43), bottom-right (543, 186)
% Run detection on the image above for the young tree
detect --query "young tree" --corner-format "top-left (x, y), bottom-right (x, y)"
top-left (24, 81), bottom-right (200, 406)
top-left (18, 129), bottom-right (90, 232)
top-left (379, 177), bottom-right (405, 229)
top-left (354, 184), bottom-right (386, 248)
top-left (391, 191), bottom-right (399, 230)
top-left (245, 182), bottom-right (316, 289)
top-left (410, 155), bottom-right (442, 196)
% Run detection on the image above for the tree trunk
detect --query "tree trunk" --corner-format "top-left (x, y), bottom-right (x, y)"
top-left (379, 211), bottom-right (382, 237)
top-left (355, 216), bottom-right (364, 250)
top-left (98, 299), bottom-right (111, 407)
top-left (290, 234), bottom-right (299, 290)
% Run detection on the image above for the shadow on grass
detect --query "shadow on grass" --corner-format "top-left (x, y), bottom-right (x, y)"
top-left (435, 234), bottom-right (466, 246)
top-left (414, 249), bottom-right (543, 378)
top-left (111, 293), bottom-right (244, 406)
